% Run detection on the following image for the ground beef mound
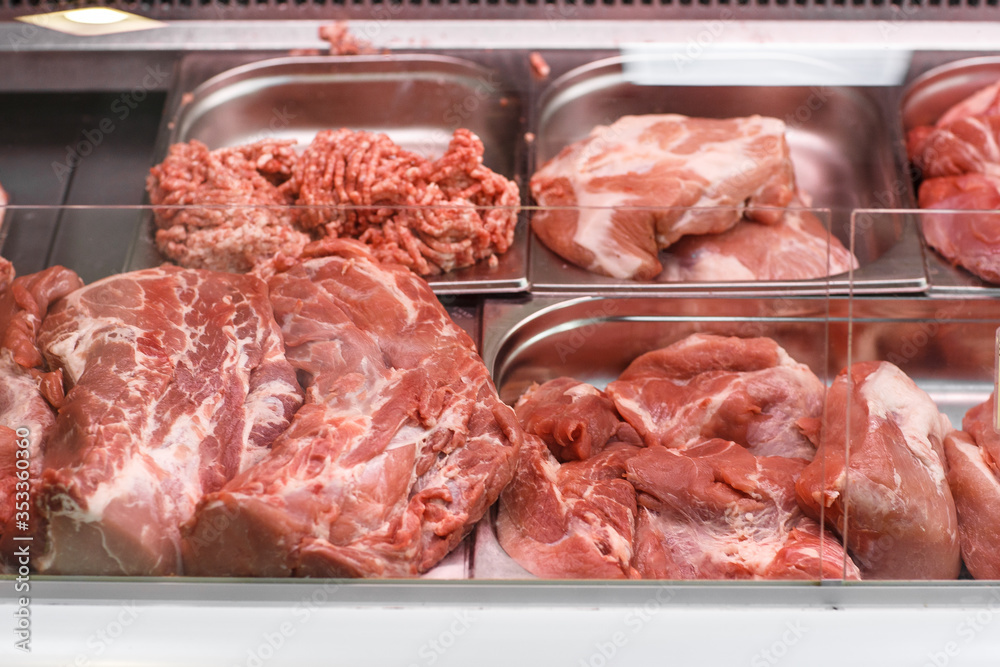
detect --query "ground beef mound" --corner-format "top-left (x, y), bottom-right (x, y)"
top-left (291, 128), bottom-right (520, 275)
top-left (147, 139), bottom-right (310, 273)
top-left (148, 129), bottom-right (519, 276)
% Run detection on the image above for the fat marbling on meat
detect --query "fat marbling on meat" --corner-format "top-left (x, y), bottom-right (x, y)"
top-left (943, 394), bottom-right (1000, 579)
top-left (796, 361), bottom-right (961, 580)
top-left (497, 378), bottom-right (643, 579)
top-left (662, 203), bottom-right (858, 282)
top-left (627, 440), bottom-right (859, 580)
top-left (606, 333), bottom-right (824, 459)
top-left (35, 266), bottom-right (303, 575)
top-left (182, 239), bottom-right (522, 577)
top-left (0, 262), bottom-right (83, 572)
top-left (529, 114), bottom-right (797, 280)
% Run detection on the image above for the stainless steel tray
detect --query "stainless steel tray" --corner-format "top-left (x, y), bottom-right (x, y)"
top-left (476, 294), bottom-right (998, 580)
top-left (128, 53), bottom-right (529, 293)
top-left (527, 54), bottom-right (927, 295)
top-left (900, 54), bottom-right (1000, 294)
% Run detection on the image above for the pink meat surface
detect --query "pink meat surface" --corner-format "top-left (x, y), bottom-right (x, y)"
top-left (529, 114), bottom-right (796, 280)
top-left (796, 361), bottom-right (961, 580)
top-left (36, 266), bottom-right (303, 575)
top-left (291, 128), bottom-right (519, 275)
top-left (943, 395), bottom-right (1000, 579)
top-left (627, 440), bottom-right (858, 580)
top-left (606, 334), bottom-right (824, 459)
top-left (917, 174), bottom-right (1000, 284)
top-left (0, 264), bottom-right (82, 571)
top-left (147, 139), bottom-right (310, 273)
top-left (497, 435), bottom-right (641, 579)
top-left (907, 79), bottom-right (1000, 285)
top-left (182, 239), bottom-right (521, 578)
top-left (662, 205), bottom-right (858, 282)
top-left (514, 377), bottom-right (641, 462)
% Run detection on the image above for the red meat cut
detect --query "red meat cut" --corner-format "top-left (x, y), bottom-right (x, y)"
top-left (606, 334), bottom-right (824, 459)
top-left (147, 139), bottom-right (310, 274)
top-left (627, 440), bottom-right (859, 580)
top-left (35, 266), bottom-right (303, 575)
top-left (917, 174), bottom-right (1000, 284)
top-left (496, 435), bottom-right (641, 579)
top-left (796, 361), bottom-right (961, 580)
top-left (529, 114), bottom-right (797, 280)
top-left (943, 394), bottom-right (1000, 579)
top-left (513, 377), bottom-right (641, 462)
top-left (662, 204), bottom-right (858, 282)
top-left (182, 239), bottom-right (521, 577)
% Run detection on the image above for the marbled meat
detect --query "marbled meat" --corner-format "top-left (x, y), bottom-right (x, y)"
top-left (606, 334), bottom-right (824, 459)
top-left (182, 239), bottom-right (522, 577)
top-left (628, 440), bottom-right (859, 580)
top-left (35, 266), bottom-right (303, 575)
top-left (529, 114), bottom-right (796, 280)
top-left (662, 204), bottom-right (858, 282)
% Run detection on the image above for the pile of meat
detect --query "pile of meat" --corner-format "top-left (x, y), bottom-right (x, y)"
top-left (0, 241), bottom-right (521, 577)
top-left (147, 128), bottom-right (519, 277)
top-left (529, 114), bottom-right (858, 282)
top-left (498, 334), bottom-right (968, 580)
top-left (908, 80), bottom-right (1000, 283)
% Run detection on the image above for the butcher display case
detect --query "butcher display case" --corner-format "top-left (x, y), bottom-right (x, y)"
top-left (3, 5), bottom-right (1000, 667)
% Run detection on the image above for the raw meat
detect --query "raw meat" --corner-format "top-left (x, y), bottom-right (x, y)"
top-left (0, 255), bottom-right (12, 292)
top-left (0, 353), bottom-right (55, 571)
top-left (0, 263), bottom-right (82, 571)
top-left (906, 79), bottom-right (1000, 284)
top-left (182, 239), bottom-right (521, 578)
top-left (529, 114), bottom-right (797, 280)
top-left (627, 440), bottom-right (859, 580)
top-left (318, 21), bottom-right (378, 55)
top-left (0, 265), bottom-right (84, 375)
top-left (35, 266), bottom-right (303, 575)
top-left (908, 115), bottom-right (1000, 179)
top-left (513, 377), bottom-right (641, 462)
top-left (795, 361), bottom-right (961, 580)
top-left (147, 139), bottom-right (311, 273)
top-left (290, 128), bottom-right (519, 275)
top-left (606, 334), bottom-right (824, 459)
top-left (497, 435), bottom-right (641, 579)
top-left (917, 174), bottom-right (1000, 284)
top-left (943, 394), bottom-right (1000, 579)
top-left (662, 205), bottom-right (858, 282)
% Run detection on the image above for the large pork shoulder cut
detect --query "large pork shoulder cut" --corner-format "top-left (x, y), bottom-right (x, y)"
top-left (0, 263), bottom-right (83, 571)
top-left (627, 439), bottom-right (859, 580)
top-left (529, 114), bottom-right (796, 280)
top-left (796, 361), bottom-right (961, 580)
top-left (35, 266), bottom-right (303, 575)
top-left (943, 394), bottom-right (1000, 579)
top-left (182, 239), bottom-right (522, 578)
top-left (606, 334), bottom-right (824, 459)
